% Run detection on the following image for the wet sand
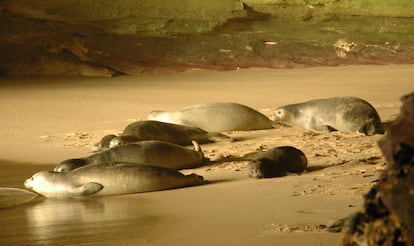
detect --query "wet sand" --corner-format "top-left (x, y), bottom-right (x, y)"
top-left (0, 65), bottom-right (413, 245)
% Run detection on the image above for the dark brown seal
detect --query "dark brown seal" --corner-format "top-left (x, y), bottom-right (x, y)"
top-left (55, 140), bottom-right (205, 172)
top-left (246, 146), bottom-right (308, 179)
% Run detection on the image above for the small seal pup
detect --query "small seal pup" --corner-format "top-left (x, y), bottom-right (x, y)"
top-left (246, 146), bottom-right (308, 179)
top-left (25, 163), bottom-right (205, 198)
top-left (97, 120), bottom-right (232, 150)
top-left (147, 102), bottom-right (274, 132)
top-left (54, 140), bottom-right (205, 172)
top-left (273, 97), bottom-right (384, 136)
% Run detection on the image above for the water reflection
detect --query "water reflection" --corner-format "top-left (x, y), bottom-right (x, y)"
top-left (0, 195), bottom-right (164, 245)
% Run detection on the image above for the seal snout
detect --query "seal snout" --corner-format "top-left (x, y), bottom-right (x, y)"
top-left (24, 177), bottom-right (33, 189)
top-left (247, 160), bottom-right (264, 179)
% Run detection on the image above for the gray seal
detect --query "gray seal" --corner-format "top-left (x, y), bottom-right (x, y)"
top-left (246, 146), bottom-right (308, 178)
top-left (97, 120), bottom-right (233, 150)
top-left (147, 102), bottom-right (274, 132)
top-left (25, 163), bottom-right (205, 198)
top-left (273, 97), bottom-right (384, 136)
top-left (54, 140), bottom-right (205, 172)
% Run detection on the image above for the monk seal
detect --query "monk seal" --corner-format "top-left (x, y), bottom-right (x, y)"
top-left (273, 97), bottom-right (384, 136)
top-left (246, 146), bottom-right (308, 178)
top-left (97, 120), bottom-right (233, 150)
top-left (54, 140), bottom-right (205, 172)
top-left (147, 102), bottom-right (274, 132)
top-left (25, 163), bottom-right (205, 198)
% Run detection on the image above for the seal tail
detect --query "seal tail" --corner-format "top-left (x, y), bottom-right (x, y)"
top-left (191, 140), bottom-right (201, 152)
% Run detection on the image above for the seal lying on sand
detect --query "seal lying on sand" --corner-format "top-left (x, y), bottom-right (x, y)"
top-left (55, 140), bottom-right (205, 172)
top-left (25, 163), bottom-right (205, 198)
top-left (273, 97), bottom-right (384, 136)
top-left (97, 120), bottom-right (232, 150)
top-left (246, 146), bottom-right (308, 179)
top-left (147, 102), bottom-right (274, 132)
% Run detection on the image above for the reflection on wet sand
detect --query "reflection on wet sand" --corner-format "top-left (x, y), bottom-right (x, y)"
top-left (0, 188), bottom-right (38, 209)
top-left (0, 196), bottom-right (164, 245)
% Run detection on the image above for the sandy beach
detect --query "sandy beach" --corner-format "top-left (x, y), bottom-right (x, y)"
top-left (0, 64), bottom-right (413, 245)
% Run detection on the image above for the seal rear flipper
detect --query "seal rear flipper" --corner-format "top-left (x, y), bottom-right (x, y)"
top-left (360, 119), bottom-right (384, 136)
top-left (70, 182), bottom-right (103, 196)
top-left (191, 140), bottom-right (201, 152)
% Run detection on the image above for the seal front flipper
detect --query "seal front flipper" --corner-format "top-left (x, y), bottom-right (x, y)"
top-left (309, 117), bottom-right (336, 132)
top-left (70, 182), bottom-right (103, 196)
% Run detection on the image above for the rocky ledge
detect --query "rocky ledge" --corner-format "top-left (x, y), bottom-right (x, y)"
top-left (1, 0), bottom-right (414, 76)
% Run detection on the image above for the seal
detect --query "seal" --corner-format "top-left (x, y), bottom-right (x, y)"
top-left (147, 102), bottom-right (274, 132)
top-left (25, 163), bottom-right (205, 198)
top-left (97, 120), bottom-right (233, 150)
top-left (54, 140), bottom-right (205, 172)
top-left (273, 97), bottom-right (384, 136)
top-left (246, 146), bottom-right (308, 178)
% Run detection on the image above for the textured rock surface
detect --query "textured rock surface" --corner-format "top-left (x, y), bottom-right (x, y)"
top-left (1, 0), bottom-right (414, 76)
top-left (2, 0), bottom-right (245, 34)
top-left (243, 0), bottom-right (414, 18)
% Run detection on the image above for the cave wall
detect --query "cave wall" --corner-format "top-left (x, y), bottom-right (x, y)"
top-left (2, 0), bottom-right (245, 35)
top-left (244, 0), bottom-right (414, 18)
top-left (1, 0), bottom-right (414, 76)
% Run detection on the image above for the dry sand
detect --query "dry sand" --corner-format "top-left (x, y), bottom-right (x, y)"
top-left (0, 65), bottom-right (413, 245)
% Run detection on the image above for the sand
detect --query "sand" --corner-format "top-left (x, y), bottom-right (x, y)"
top-left (0, 64), bottom-right (413, 245)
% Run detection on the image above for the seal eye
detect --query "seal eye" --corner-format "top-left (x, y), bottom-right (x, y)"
top-left (276, 109), bottom-right (283, 116)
